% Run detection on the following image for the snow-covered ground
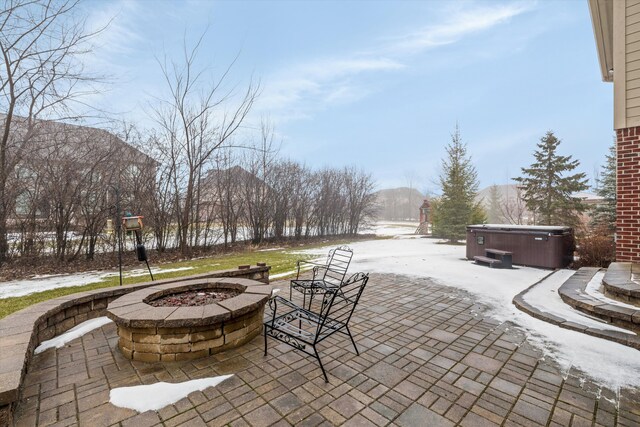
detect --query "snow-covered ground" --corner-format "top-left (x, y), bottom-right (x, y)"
top-left (585, 271), bottom-right (639, 310)
top-left (523, 270), bottom-right (634, 334)
top-left (5, 221), bottom-right (640, 392)
top-left (361, 220), bottom-right (420, 236)
top-left (297, 235), bottom-right (640, 391)
top-left (0, 266), bottom-right (193, 299)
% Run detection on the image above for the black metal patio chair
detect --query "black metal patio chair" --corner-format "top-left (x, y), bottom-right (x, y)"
top-left (290, 246), bottom-right (353, 309)
top-left (264, 272), bottom-right (369, 382)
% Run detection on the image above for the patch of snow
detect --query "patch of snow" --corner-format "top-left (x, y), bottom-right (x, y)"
top-left (257, 247), bottom-right (285, 252)
top-left (0, 271), bottom-right (111, 299)
top-left (109, 375), bottom-right (233, 412)
top-left (523, 270), bottom-right (634, 334)
top-left (0, 266), bottom-right (194, 299)
top-left (297, 237), bottom-right (640, 391)
top-left (584, 271), bottom-right (639, 310)
top-left (517, 314), bottom-right (640, 394)
top-left (270, 264), bottom-right (317, 279)
top-left (118, 266), bottom-right (194, 278)
top-left (271, 270), bottom-right (297, 279)
top-left (361, 221), bottom-right (419, 236)
top-left (35, 317), bottom-right (113, 354)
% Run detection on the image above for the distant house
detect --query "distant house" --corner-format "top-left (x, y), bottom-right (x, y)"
top-left (6, 116), bottom-right (156, 227)
top-left (199, 165), bottom-right (268, 222)
top-left (589, 0), bottom-right (640, 262)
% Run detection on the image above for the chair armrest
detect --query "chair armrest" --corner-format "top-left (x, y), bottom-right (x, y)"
top-left (295, 259), bottom-right (327, 279)
top-left (267, 295), bottom-right (301, 324)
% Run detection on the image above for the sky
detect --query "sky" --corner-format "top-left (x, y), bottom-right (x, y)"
top-left (80, 0), bottom-right (613, 194)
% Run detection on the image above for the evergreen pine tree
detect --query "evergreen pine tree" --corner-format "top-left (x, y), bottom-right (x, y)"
top-left (514, 131), bottom-right (589, 227)
top-left (434, 126), bottom-right (483, 242)
top-left (487, 184), bottom-right (504, 223)
top-left (592, 141), bottom-right (616, 232)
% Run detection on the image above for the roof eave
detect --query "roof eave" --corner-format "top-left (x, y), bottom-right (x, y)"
top-left (588, 0), bottom-right (614, 83)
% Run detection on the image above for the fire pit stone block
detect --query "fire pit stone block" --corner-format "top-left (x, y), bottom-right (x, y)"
top-left (107, 278), bottom-right (272, 362)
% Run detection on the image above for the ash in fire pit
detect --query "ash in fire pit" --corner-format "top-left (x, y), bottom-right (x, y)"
top-left (148, 289), bottom-right (241, 307)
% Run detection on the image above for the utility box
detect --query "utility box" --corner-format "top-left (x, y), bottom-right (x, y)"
top-left (466, 224), bottom-right (575, 269)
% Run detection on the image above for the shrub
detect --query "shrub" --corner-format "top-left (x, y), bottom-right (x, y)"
top-left (574, 226), bottom-right (615, 268)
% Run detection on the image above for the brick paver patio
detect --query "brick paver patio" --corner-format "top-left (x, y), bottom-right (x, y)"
top-left (12, 274), bottom-right (640, 426)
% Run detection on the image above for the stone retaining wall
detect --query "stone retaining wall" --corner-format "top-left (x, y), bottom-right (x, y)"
top-left (602, 262), bottom-right (640, 304)
top-left (0, 265), bottom-right (270, 427)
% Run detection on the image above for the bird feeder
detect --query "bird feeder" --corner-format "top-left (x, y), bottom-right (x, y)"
top-left (122, 215), bottom-right (144, 231)
top-left (105, 219), bottom-right (114, 234)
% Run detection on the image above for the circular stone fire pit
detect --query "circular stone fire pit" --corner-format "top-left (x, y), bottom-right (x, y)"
top-left (106, 278), bottom-right (272, 362)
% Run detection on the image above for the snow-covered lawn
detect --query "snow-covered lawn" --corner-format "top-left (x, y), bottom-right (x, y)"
top-left (298, 236), bottom-right (640, 391)
top-left (361, 220), bottom-right (419, 236)
top-left (0, 266), bottom-right (193, 299)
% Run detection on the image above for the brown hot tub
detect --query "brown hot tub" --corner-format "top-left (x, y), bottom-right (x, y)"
top-left (466, 224), bottom-right (575, 269)
top-left (106, 278), bottom-right (272, 362)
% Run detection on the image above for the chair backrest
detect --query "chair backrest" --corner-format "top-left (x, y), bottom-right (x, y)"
top-left (320, 246), bottom-right (353, 287)
top-left (315, 272), bottom-right (368, 340)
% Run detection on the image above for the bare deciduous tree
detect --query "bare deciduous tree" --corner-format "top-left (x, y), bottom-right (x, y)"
top-left (501, 185), bottom-right (529, 225)
top-left (0, 0), bottom-right (102, 263)
top-left (149, 33), bottom-right (258, 255)
top-left (344, 166), bottom-right (377, 235)
top-left (242, 120), bottom-right (277, 243)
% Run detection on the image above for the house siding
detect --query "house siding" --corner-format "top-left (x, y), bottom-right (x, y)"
top-left (626, 0), bottom-right (640, 126)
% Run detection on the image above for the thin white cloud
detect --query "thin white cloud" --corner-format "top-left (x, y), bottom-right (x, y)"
top-left (83, 0), bottom-right (145, 71)
top-left (259, 57), bottom-right (402, 115)
top-left (380, 3), bottom-right (533, 55)
top-left (300, 57), bottom-right (405, 79)
top-left (260, 2), bottom-right (532, 123)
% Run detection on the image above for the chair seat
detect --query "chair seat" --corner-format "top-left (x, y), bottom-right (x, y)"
top-left (290, 279), bottom-right (338, 294)
top-left (269, 304), bottom-right (346, 342)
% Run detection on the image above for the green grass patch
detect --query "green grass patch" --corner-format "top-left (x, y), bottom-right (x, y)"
top-left (0, 247), bottom-right (321, 319)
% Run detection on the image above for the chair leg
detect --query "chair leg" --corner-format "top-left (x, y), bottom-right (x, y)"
top-left (308, 289), bottom-right (314, 311)
top-left (263, 326), bottom-right (268, 356)
top-left (345, 325), bottom-right (359, 356)
top-left (313, 346), bottom-right (328, 383)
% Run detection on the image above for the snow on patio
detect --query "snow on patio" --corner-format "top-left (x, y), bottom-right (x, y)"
top-left (585, 270), bottom-right (640, 310)
top-left (298, 235), bottom-right (640, 391)
top-left (109, 375), bottom-right (233, 412)
top-left (523, 269), bottom-right (635, 333)
top-left (35, 316), bottom-right (113, 354)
